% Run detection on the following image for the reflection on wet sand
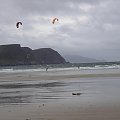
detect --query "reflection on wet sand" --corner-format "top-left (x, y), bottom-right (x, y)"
top-left (0, 80), bottom-right (69, 104)
top-left (0, 75), bottom-right (120, 120)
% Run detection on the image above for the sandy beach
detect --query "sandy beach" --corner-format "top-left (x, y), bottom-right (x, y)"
top-left (0, 102), bottom-right (120, 120)
top-left (0, 68), bottom-right (120, 120)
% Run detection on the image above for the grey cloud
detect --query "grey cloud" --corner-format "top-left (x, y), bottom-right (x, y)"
top-left (7, 0), bottom-right (105, 16)
top-left (0, 0), bottom-right (120, 61)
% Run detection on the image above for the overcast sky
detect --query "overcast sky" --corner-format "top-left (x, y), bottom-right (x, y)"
top-left (0, 0), bottom-right (120, 61)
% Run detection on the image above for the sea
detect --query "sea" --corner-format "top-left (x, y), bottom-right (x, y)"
top-left (0, 61), bottom-right (120, 73)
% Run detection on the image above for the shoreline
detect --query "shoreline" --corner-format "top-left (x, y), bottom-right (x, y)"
top-left (0, 68), bottom-right (120, 81)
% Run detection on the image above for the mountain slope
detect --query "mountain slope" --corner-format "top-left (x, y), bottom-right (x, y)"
top-left (64, 54), bottom-right (104, 63)
top-left (0, 44), bottom-right (66, 65)
top-left (32, 48), bottom-right (66, 64)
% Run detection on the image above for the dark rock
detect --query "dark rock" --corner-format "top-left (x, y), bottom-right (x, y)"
top-left (72, 93), bottom-right (82, 95)
top-left (32, 48), bottom-right (66, 64)
top-left (0, 44), bottom-right (66, 66)
top-left (0, 44), bottom-right (26, 65)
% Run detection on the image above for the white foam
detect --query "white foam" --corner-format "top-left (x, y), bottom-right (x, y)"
top-left (0, 64), bottom-right (120, 73)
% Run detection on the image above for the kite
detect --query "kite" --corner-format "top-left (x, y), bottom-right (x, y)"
top-left (52, 18), bottom-right (59, 24)
top-left (16, 22), bottom-right (22, 28)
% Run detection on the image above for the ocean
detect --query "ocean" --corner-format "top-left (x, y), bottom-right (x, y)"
top-left (0, 61), bottom-right (120, 73)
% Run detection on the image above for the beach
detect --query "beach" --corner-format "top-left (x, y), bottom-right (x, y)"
top-left (0, 68), bottom-right (120, 120)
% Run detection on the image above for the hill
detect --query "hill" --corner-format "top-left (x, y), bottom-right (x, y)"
top-left (0, 44), bottom-right (66, 66)
top-left (64, 54), bottom-right (104, 63)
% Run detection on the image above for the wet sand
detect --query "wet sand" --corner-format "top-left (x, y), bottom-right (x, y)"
top-left (0, 69), bottom-right (120, 120)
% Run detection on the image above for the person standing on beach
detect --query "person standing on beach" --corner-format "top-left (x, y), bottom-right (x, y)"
top-left (46, 67), bottom-right (48, 71)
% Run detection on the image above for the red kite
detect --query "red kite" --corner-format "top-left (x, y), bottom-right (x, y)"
top-left (52, 18), bottom-right (59, 24)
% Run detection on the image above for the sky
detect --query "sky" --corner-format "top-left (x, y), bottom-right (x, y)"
top-left (0, 0), bottom-right (120, 61)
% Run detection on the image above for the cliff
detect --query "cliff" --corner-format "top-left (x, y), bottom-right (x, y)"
top-left (0, 44), bottom-right (66, 66)
top-left (32, 48), bottom-right (66, 64)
